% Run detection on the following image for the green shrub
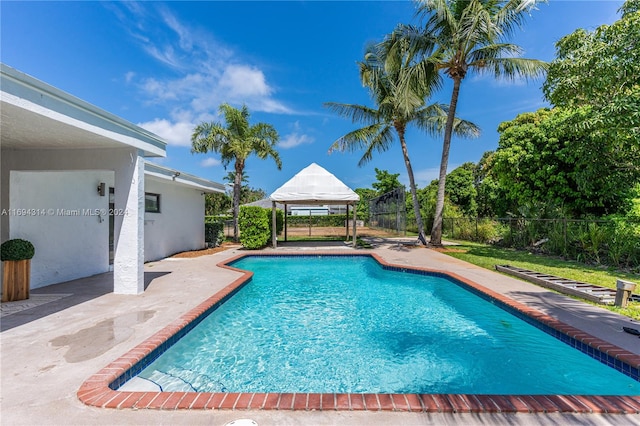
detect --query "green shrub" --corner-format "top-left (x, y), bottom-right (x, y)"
top-left (603, 220), bottom-right (640, 268)
top-left (444, 218), bottom-right (502, 243)
top-left (239, 206), bottom-right (270, 249)
top-left (475, 219), bottom-right (503, 242)
top-left (1, 239), bottom-right (35, 261)
top-left (436, 212), bottom-right (639, 269)
top-left (205, 215), bottom-right (232, 223)
top-left (273, 209), bottom-right (284, 235)
top-left (204, 222), bottom-right (225, 247)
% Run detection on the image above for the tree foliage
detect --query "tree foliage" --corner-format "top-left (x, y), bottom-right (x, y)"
top-left (223, 172), bottom-right (267, 206)
top-left (492, 108), bottom-right (637, 216)
top-left (473, 151), bottom-right (508, 217)
top-left (486, 1), bottom-right (640, 217)
top-left (326, 43), bottom-right (448, 244)
top-left (371, 168), bottom-right (402, 195)
top-left (326, 38), bottom-right (478, 244)
top-left (192, 104), bottom-right (281, 241)
top-left (388, 0), bottom-right (546, 245)
top-left (444, 162), bottom-right (477, 217)
top-left (543, 0), bottom-right (640, 110)
top-left (354, 187), bottom-right (377, 223)
top-left (205, 192), bottom-right (231, 216)
top-left (541, 1), bottom-right (639, 197)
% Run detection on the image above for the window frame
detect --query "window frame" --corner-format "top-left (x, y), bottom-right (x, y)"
top-left (145, 192), bottom-right (161, 213)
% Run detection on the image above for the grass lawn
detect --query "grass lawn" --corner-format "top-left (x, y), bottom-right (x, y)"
top-left (438, 241), bottom-right (640, 320)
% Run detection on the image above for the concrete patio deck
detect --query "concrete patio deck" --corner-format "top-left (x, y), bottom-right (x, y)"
top-left (2, 241), bottom-right (639, 425)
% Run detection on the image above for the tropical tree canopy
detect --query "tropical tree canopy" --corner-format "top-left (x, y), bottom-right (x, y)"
top-left (224, 172), bottom-right (267, 205)
top-left (389, 0), bottom-right (547, 245)
top-left (204, 192), bottom-right (231, 216)
top-left (483, 1), bottom-right (640, 218)
top-left (543, 0), bottom-right (639, 110)
top-left (444, 162), bottom-right (478, 217)
top-left (326, 40), bottom-right (478, 244)
top-left (372, 168), bottom-right (402, 195)
top-left (191, 103), bottom-right (281, 241)
top-left (542, 0), bottom-right (640, 186)
top-left (492, 107), bottom-right (637, 217)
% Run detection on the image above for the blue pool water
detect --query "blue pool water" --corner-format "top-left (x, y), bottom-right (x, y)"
top-left (134, 256), bottom-right (639, 395)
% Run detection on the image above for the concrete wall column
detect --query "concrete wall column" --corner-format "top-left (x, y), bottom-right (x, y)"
top-left (114, 151), bottom-right (144, 294)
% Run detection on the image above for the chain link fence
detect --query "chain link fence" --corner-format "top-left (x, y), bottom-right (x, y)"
top-left (368, 187), bottom-right (406, 235)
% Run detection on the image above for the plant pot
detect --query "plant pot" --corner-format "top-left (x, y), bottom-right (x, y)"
top-left (2, 259), bottom-right (30, 302)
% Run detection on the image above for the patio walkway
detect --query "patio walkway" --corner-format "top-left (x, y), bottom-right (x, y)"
top-left (1, 242), bottom-right (639, 425)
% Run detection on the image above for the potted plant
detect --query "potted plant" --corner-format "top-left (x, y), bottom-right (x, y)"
top-left (1, 238), bottom-right (35, 302)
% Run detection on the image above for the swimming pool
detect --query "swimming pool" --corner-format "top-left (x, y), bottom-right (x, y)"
top-left (131, 255), bottom-right (638, 395)
top-left (78, 252), bottom-right (640, 413)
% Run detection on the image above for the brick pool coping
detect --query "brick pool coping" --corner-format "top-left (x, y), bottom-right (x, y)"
top-left (78, 251), bottom-right (640, 414)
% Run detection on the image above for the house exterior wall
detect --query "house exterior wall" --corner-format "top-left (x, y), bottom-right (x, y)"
top-left (144, 177), bottom-right (205, 262)
top-left (1, 147), bottom-right (144, 292)
top-left (8, 170), bottom-right (112, 288)
top-left (1, 147), bottom-right (135, 244)
top-left (1, 147), bottom-right (210, 293)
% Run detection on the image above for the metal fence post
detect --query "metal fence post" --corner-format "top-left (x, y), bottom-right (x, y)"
top-left (476, 217), bottom-right (479, 241)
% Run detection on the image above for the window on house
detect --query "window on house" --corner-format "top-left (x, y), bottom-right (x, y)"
top-left (145, 193), bottom-right (161, 213)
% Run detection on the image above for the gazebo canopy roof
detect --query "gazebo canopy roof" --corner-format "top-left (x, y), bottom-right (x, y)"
top-left (269, 163), bottom-right (359, 204)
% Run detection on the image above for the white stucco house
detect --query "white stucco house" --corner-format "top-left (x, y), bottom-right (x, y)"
top-left (1, 64), bottom-right (225, 295)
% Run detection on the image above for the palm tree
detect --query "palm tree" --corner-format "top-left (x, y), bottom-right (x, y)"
top-left (392, 0), bottom-right (547, 245)
top-left (191, 104), bottom-right (281, 242)
top-left (325, 42), bottom-right (478, 244)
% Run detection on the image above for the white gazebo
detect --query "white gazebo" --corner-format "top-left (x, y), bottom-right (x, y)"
top-left (269, 163), bottom-right (360, 248)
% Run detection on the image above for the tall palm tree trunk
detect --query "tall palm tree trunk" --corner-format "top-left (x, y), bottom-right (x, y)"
top-left (232, 160), bottom-right (244, 242)
top-left (396, 123), bottom-right (428, 245)
top-left (431, 77), bottom-right (462, 246)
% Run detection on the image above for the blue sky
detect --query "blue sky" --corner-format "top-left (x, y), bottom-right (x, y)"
top-left (1, 1), bottom-right (624, 194)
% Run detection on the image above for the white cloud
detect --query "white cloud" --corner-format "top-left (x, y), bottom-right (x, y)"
top-left (254, 98), bottom-right (293, 114)
top-left (279, 133), bottom-right (314, 149)
top-left (110, 2), bottom-right (294, 137)
top-left (200, 157), bottom-right (221, 167)
top-left (220, 65), bottom-right (271, 97)
top-left (279, 121), bottom-right (314, 149)
top-left (138, 117), bottom-right (194, 147)
top-left (160, 8), bottom-right (194, 52)
top-left (124, 71), bottom-right (135, 83)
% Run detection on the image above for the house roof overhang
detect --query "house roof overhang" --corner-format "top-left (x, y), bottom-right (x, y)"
top-left (0, 63), bottom-right (166, 157)
top-left (144, 162), bottom-right (226, 194)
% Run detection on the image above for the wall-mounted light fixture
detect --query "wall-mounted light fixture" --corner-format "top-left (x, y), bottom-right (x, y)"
top-left (172, 172), bottom-right (180, 181)
top-left (97, 182), bottom-right (106, 196)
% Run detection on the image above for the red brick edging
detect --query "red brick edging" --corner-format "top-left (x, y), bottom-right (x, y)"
top-left (78, 251), bottom-right (640, 414)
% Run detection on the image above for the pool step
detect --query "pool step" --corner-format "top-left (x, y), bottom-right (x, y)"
top-left (494, 265), bottom-right (637, 305)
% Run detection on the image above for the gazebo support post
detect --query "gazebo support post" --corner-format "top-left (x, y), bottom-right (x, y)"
top-left (284, 203), bottom-right (288, 242)
top-left (272, 201), bottom-right (277, 248)
top-left (352, 202), bottom-right (357, 247)
top-left (345, 204), bottom-right (350, 241)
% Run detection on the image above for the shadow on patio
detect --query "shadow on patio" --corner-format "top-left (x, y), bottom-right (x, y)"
top-left (0, 271), bottom-right (170, 332)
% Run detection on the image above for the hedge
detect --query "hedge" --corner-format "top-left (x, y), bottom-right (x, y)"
top-left (239, 206), bottom-right (270, 249)
top-left (204, 222), bottom-right (225, 247)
